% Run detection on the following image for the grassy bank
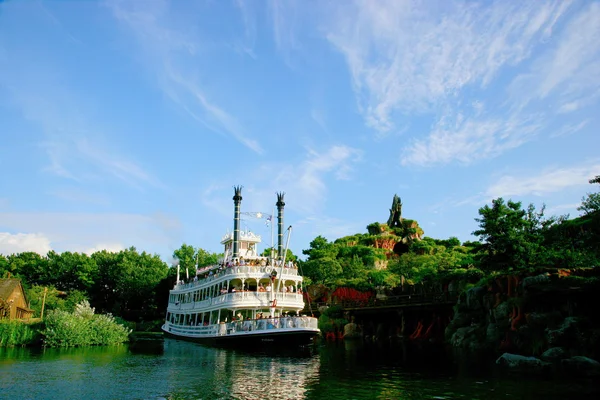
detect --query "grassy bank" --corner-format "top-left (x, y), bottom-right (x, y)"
top-left (0, 319), bottom-right (42, 346)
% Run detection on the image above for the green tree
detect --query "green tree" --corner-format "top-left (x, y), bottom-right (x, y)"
top-left (260, 248), bottom-right (298, 263)
top-left (173, 243), bottom-right (196, 279)
top-left (473, 198), bottom-right (553, 271)
top-left (46, 251), bottom-right (98, 292)
top-left (27, 285), bottom-right (68, 317)
top-left (195, 248), bottom-right (218, 268)
top-left (112, 247), bottom-right (168, 319)
top-left (301, 236), bottom-right (342, 283)
top-left (90, 250), bottom-right (120, 313)
top-left (578, 175), bottom-right (600, 216)
top-left (6, 252), bottom-right (48, 283)
top-left (340, 255), bottom-right (365, 279)
top-left (0, 254), bottom-right (10, 277)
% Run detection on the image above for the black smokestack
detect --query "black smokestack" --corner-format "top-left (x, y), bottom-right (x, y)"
top-left (276, 192), bottom-right (285, 259)
top-left (233, 186), bottom-right (243, 259)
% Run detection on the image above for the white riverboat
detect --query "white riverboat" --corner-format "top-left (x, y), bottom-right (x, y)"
top-left (162, 187), bottom-right (320, 346)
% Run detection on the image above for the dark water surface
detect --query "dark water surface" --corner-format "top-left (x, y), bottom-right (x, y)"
top-left (1, 339), bottom-right (598, 400)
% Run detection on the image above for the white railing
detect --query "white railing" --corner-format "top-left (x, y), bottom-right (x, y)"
top-left (164, 323), bottom-right (218, 337)
top-left (168, 292), bottom-right (304, 311)
top-left (222, 316), bottom-right (319, 335)
top-left (174, 266), bottom-right (301, 291)
top-left (165, 316), bottom-right (319, 338)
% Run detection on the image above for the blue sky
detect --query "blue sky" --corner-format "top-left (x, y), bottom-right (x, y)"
top-left (0, 0), bottom-right (598, 261)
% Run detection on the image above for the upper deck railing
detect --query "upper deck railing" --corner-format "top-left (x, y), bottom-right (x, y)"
top-left (168, 291), bottom-right (304, 312)
top-left (174, 265), bottom-right (301, 291)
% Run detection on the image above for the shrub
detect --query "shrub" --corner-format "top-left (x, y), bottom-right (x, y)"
top-left (42, 300), bottom-right (131, 347)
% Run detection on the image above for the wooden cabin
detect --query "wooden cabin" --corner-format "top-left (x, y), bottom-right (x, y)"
top-left (0, 278), bottom-right (34, 320)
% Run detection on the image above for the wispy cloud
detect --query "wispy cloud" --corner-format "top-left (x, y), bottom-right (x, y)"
top-left (108, 0), bottom-right (264, 154)
top-left (485, 162), bottom-right (600, 199)
top-left (234, 0), bottom-right (257, 59)
top-left (318, 1), bottom-right (600, 167)
top-left (36, 135), bottom-right (164, 189)
top-left (325, 1), bottom-right (570, 132)
top-left (202, 145), bottom-right (363, 216)
top-left (0, 15), bottom-right (162, 190)
top-left (269, 0), bottom-right (301, 67)
top-left (552, 119), bottom-right (591, 138)
top-left (401, 111), bottom-right (541, 166)
top-left (507, 3), bottom-right (600, 111)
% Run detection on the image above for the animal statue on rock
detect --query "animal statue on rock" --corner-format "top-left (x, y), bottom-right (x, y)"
top-left (387, 194), bottom-right (403, 228)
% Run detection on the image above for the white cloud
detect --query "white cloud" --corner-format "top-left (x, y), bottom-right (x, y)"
top-left (0, 212), bottom-right (181, 256)
top-left (108, 0), bottom-right (263, 154)
top-left (0, 232), bottom-right (52, 255)
top-left (485, 162), bottom-right (600, 199)
top-left (325, 0), bottom-right (570, 133)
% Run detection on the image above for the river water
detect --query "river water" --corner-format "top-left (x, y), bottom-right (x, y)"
top-left (1, 339), bottom-right (598, 400)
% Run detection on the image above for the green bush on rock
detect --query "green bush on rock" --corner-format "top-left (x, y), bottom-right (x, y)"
top-left (42, 300), bottom-right (131, 347)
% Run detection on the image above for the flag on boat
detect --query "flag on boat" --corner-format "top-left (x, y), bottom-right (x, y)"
top-left (266, 215), bottom-right (272, 227)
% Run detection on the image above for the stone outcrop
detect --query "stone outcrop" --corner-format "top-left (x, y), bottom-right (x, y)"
top-left (445, 268), bottom-right (600, 378)
top-left (496, 353), bottom-right (551, 375)
top-left (561, 356), bottom-right (600, 377)
top-left (540, 347), bottom-right (568, 362)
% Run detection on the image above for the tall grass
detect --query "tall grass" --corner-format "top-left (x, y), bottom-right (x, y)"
top-left (0, 320), bottom-right (42, 347)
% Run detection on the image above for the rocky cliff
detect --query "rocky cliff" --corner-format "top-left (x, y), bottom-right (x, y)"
top-left (445, 268), bottom-right (600, 377)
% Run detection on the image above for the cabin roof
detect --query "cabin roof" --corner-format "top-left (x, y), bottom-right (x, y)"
top-left (0, 278), bottom-right (27, 303)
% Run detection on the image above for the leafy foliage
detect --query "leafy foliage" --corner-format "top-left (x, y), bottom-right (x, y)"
top-left (578, 175), bottom-right (600, 216)
top-left (42, 301), bottom-right (131, 347)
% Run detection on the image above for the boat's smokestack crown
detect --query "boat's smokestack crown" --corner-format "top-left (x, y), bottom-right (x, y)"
top-left (232, 186), bottom-right (243, 259)
top-left (276, 192), bottom-right (285, 259)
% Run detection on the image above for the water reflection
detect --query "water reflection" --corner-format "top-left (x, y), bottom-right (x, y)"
top-left (163, 339), bottom-right (320, 400)
top-left (1, 339), bottom-right (599, 399)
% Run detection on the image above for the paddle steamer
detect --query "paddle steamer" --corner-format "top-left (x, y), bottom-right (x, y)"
top-left (162, 187), bottom-right (320, 346)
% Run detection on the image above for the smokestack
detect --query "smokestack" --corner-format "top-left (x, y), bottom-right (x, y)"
top-left (233, 186), bottom-right (243, 259)
top-left (276, 192), bottom-right (285, 259)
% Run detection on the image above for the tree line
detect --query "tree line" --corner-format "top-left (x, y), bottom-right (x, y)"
top-left (1, 176), bottom-right (598, 322)
top-left (0, 246), bottom-right (220, 324)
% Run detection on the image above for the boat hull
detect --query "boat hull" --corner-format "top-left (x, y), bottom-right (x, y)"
top-left (162, 327), bottom-right (319, 347)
